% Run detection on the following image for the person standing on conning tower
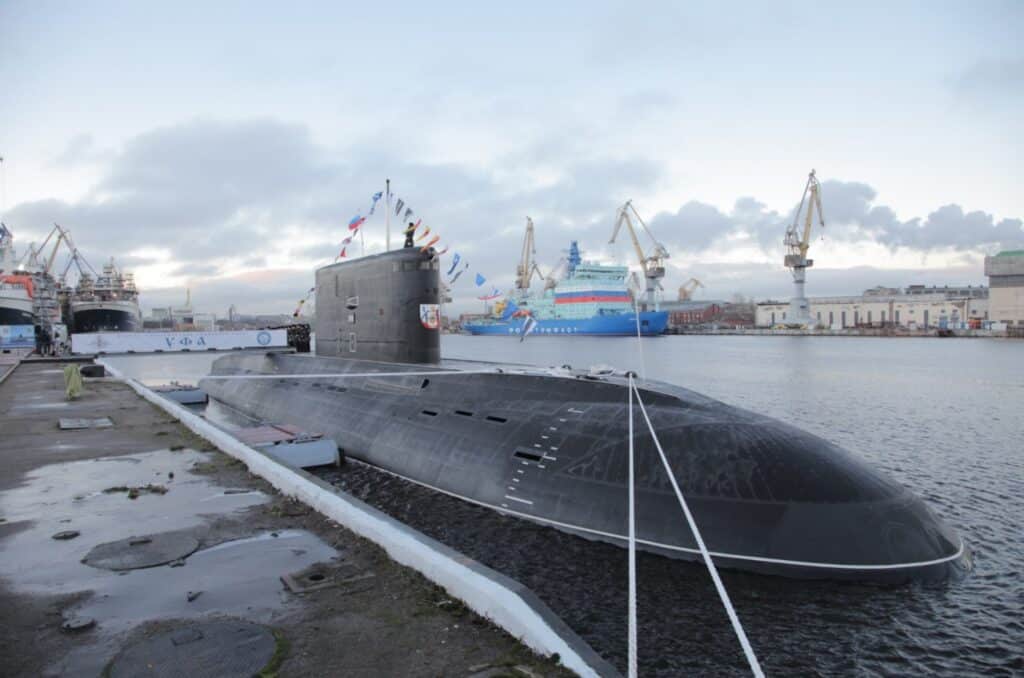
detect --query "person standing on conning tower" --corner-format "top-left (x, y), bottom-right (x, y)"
top-left (404, 222), bottom-right (416, 248)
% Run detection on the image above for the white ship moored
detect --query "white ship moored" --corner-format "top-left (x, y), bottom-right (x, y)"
top-left (0, 282), bottom-right (34, 326)
top-left (0, 223), bottom-right (36, 326)
top-left (69, 259), bottom-right (142, 333)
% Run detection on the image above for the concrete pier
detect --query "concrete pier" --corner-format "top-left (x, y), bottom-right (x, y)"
top-left (0, 360), bottom-right (575, 677)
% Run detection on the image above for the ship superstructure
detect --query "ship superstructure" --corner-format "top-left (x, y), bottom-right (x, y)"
top-left (465, 240), bottom-right (668, 335)
top-left (69, 258), bottom-right (141, 333)
top-left (0, 225), bottom-right (35, 327)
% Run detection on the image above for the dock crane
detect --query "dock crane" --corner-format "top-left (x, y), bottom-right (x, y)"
top-left (678, 277), bottom-right (704, 301)
top-left (783, 170), bottom-right (825, 325)
top-left (51, 225), bottom-right (96, 285)
top-left (515, 217), bottom-right (546, 294)
top-left (44, 228), bottom-right (67, 274)
top-left (609, 200), bottom-right (669, 310)
top-left (543, 257), bottom-right (566, 291)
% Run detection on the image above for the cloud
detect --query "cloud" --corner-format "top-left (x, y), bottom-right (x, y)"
top-left (52, 133), bottom-right (111, 167)
top-left (6, 117), bottom-right (666, 311)
top-left (8, 118), bottom-right (343, 263)
top-left (953, 58), bottom-right (1024, 99)
top-left (4, 117), bottom-right (1020, 314)
top-left (650, 201), bottom-right (739, 250)
top-left (649, 178), bottom-right (1023, 262)
top-left (878, 205), bottom-right (1023, 251)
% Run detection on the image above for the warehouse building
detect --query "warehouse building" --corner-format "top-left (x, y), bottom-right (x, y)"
top-left (660, 300), bottom-right (723, 327)
top-left (756, 285), bottom-right (989, 329)
top-left (985, 250), bottom-right (1024, 327)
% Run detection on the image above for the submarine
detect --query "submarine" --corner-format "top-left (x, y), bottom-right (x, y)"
top-left (200, 244), bottom-right (969, 582)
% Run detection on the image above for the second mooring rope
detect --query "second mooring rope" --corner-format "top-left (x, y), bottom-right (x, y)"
top-left (630, 382), bottom-right (765, 677)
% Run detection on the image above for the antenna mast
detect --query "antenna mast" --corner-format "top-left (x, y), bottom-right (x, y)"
top-left (385, 178), bottom-right (391, 252)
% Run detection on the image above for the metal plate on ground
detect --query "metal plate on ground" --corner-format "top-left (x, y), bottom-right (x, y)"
top-left (108, 620), bottom-right (278, 678)
top-left (82, 532), bottom-right (199, 571)
top-left (59, 417), bottom-right (114, 430)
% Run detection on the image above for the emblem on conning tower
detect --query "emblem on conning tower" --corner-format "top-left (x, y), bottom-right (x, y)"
top-left (419, 304), bottom-right (440, 330)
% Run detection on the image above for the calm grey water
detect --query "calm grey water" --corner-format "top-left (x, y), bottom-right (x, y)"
top-left (105, 336), bottom-right (1024, 676)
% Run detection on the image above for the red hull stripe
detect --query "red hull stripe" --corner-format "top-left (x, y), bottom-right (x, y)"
top-left (555, 295), bottom-right (632, 304)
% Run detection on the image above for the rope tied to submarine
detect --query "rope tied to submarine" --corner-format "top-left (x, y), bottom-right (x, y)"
top-left (626, 377), bottom-right (765, 677)
top-left (626, 374), bottom-right (639, 678)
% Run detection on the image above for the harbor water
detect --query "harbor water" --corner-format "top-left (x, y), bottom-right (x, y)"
top-left (104, 335), bottom-right (1024, 676)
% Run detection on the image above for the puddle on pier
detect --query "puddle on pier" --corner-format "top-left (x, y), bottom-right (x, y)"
top-left (0, 448), bottom-right (340, 677)
top-left (51, 529), bottom-right (339, 676)
top-left (0, 449), bottom-right (266, 594)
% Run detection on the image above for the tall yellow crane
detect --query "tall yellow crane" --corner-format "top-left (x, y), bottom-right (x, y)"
top-left (31, 223), bottom-right (69, 274)
top-left (783, 170), bottom-right (825, 325)
top-left (44, 228), bottom-right (67, 274)
top-left (515, 217), bottom-right (545, 294)
top-left (609, 200), bottom-right (669, 310)
top-left (678, 278), bottom-right (704, 301)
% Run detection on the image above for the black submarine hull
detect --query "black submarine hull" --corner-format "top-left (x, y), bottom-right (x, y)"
top-left (201, 351), bottom-right (967, 582)
top-left (200, 246), bottom-right (967, 582)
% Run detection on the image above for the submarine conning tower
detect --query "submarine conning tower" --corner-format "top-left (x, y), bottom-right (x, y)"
top-left (314, 247), bottom-right (441, 364)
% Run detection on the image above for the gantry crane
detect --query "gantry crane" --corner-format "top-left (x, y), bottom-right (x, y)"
top-left (783, 170), bottom-right (825, 325)
top-left (515, 217), bottom-right (546, 294)
top-left (678, 278), bottom-right (704, 301)
top-left (609, 200), bottom-right (669, 310)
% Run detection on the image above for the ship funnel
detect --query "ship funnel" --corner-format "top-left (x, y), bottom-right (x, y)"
top-left (314, 248), bottom-right (441, 364)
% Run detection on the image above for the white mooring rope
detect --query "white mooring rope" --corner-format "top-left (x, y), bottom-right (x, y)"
top-left (632, 383), bottom-right (765, 678)
top-left (626, 375), bottom-right (639, 678)
top-left (632, 296), bottom-right (647, 382)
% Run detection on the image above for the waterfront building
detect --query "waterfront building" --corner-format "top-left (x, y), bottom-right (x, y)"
top-left (756, 285), bottom-right (989, 329)
top-left (660, 300), bottom-right (723, 327)
top-left (985, 251), bottom-right (1024, 327)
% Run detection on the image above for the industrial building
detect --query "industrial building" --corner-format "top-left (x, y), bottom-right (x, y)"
top-left (985, 250), bottom-right (1024, 327)
top-left (143, 290), bottom-right (220, 331)
top-left (660, 300), bottom-right (723, 327)
top-left (756, 285), bottom-right (989, 330)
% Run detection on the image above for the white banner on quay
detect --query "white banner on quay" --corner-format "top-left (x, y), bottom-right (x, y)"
top-left (71, 329), bottom-right (287, 354)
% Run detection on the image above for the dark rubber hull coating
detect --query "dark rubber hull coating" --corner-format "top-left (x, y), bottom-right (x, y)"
top-left (72, 308), bottom-right (140, 333)
top-left (0, 307), bottom-right (34, 325)
top-left (201, 352), bottom-right (969, 582)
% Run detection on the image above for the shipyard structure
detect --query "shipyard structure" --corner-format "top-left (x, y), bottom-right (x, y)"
top-left (984, 250), bottom-right (1024, 328)
top-left (756, 285), bottom-right (989, 330)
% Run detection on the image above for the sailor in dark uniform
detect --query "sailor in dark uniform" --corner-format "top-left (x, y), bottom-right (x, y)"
top-left (403, 222), bottom-right (416, 248)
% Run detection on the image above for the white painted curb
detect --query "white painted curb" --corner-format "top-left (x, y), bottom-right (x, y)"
top-left (101, 361), bottom-right (604, 678)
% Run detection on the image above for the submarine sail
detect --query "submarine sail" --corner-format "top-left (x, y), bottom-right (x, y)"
top-left (201, 246), bottom-right (968, 582)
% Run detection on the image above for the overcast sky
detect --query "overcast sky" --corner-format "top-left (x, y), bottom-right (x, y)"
top-left (1, 1), bottom-right (1021, 315)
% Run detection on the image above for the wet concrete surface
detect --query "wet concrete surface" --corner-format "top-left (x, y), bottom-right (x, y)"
top-left (0, 362), bottom-right (569, 677)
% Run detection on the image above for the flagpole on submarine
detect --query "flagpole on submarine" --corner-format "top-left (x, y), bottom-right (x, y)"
top-left (385, 178), bottom-right (391, 252)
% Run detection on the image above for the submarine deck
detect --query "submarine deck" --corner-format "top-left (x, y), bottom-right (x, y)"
top-left (201, 351), bottom-right (966, 582)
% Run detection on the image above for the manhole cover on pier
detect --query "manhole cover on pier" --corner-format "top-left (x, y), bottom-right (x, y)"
top-left (108, 620), bottom-right (278, 678)
top-left (82, 532), bottom-right (199, 571)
